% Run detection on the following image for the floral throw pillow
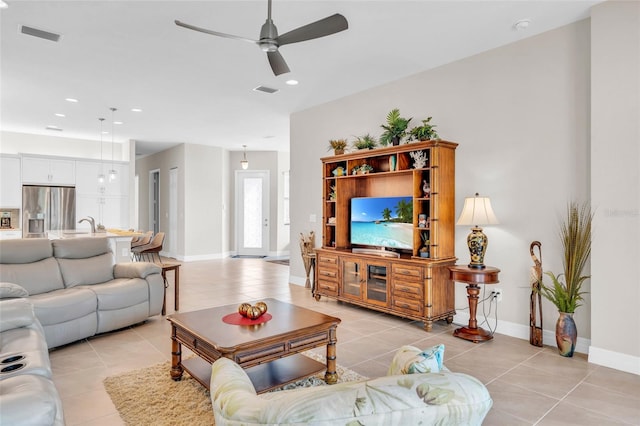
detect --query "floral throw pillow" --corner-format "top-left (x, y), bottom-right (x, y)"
top-left (388, 344), bottom-right (445, 376)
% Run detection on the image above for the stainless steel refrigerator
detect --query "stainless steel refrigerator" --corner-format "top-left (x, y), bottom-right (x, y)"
top-left (22, 185), bottom-right (76, 238)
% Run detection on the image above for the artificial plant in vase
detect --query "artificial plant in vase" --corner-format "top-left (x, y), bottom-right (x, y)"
top-left (539, 201), bottom-right (593, 357)
top-left (380, 108), bottom-right (412, 146)
top-left (328, 139), bottom-right (348, 155)
top-left (409, 117), bottom-right (439, 141)
top-left (352, 134), bottom-right (377, 150)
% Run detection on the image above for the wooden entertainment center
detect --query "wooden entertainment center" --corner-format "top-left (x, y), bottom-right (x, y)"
top-left (313, 140), bottom-right (458, 331)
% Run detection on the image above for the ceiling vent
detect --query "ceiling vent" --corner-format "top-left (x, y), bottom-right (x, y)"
top-left (20, 25), bottom-right (61, 42)
top-left (253, 86), bottom-right (279, 94)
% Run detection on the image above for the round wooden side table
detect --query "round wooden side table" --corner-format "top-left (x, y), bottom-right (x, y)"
top-left (448, 265), bottom-right (500, 343)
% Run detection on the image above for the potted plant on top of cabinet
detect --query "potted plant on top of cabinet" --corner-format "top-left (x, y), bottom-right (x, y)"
top-left (538, 201), bottom-right (593, 357)
top-left (409, 117), bottom-right (439, 141)
top-left (352, 134), bottom-right (377, 150)
top-left (380, 108), bottom-right (412, 146)
top-left (328, 139), bottom-right (348, 155)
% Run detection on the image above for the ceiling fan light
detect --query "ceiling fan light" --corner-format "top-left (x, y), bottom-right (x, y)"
top-left (259, 41), bottom-right (278, 52)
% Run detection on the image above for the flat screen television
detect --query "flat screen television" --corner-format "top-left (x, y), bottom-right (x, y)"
top-left (350, 196), bottom-right (413, 250)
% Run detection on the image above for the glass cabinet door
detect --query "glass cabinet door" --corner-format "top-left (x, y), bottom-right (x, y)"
top-left (342, 260), bottom-right (362, 299)
top-left (366, 263), bottom-right (388, 306)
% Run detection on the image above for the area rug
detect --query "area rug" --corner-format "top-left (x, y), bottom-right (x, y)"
top-left (103, 352), bottom-right (366, 425)
top-left (266, 258), bottom-right (289, 266)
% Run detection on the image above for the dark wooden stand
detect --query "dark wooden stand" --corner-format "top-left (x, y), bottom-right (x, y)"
top-left (448, 265), bottom-right (500, 343)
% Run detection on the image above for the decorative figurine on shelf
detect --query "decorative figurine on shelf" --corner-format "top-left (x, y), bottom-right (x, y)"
top-left (418, 214), bottom-right (428, 228)
top-left (410, 150), bottom-right (428, 169)
top-left (329, 185), bottom-right (337, 201)
top-left (422, 180), bottom-right (431, 198)
top-left (332, 166), bottom-right (345, 177)
top-left (419, 234), bottom-right (430, 258)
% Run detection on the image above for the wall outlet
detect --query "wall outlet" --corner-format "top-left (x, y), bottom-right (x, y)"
top-left (491, 288), bottom-right (503, 302)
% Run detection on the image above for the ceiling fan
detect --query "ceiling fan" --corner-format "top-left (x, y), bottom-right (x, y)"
top-left (175, 0), bottom-right (348, 76)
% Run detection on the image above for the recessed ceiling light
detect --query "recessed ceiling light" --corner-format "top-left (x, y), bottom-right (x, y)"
top-left (114, 121), bottom-right (124, 125)
top-left (131, 108), bottom-right (142, 112)
top-left (285, 79), bottom-right (299, 86)
top-left (513, 19), bottom-right (531, 31)
top-left (0, 1), bottom-right (8, 9)
top-left (65, 98), bottom-right (78, 103)
top-left (54, 113), bottom-right (65, 117)
top-left (45, 125), bottom-right (62, 131)
top-left (263, 135), bottom-right (275, 139)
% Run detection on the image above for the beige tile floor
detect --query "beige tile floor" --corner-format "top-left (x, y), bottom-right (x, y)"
top-left (50, 257), bottom-right (640, 425)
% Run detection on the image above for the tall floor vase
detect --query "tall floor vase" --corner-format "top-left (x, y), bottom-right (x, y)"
top-left (555, 312), bottom-right (577, 357)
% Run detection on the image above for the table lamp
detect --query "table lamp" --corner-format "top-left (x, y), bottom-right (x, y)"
top-left (456, 193), bottom-right (499, 269)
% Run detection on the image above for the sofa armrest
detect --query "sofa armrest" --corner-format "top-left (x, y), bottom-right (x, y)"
top-left (113, 262), bottom-right (161, 279)
top-left (0, 298), bottom-right (37, 333)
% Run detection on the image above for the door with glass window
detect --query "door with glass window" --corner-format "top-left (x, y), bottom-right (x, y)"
top-left (235, 170), bottom-right (270, 256)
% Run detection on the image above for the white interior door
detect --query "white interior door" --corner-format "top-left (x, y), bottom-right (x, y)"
top-left (235, 170), bottom-right (269, 256)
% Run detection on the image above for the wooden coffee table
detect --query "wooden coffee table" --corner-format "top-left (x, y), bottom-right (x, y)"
top-left (166, 298), bottom-right (341, 393)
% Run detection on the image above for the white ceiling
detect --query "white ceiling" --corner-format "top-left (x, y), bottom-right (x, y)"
top-left (1, 1), bottom-right (601, 156)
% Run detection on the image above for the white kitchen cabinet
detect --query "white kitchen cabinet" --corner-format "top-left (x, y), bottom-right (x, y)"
top-left (0, 156), bottom-right (22, 207)
top-left (75, 161), bottom-right (129, 197)
top-left (76, 194), bottom-right (129, 230)
top-left (22, 156), bottom-right (75, 185)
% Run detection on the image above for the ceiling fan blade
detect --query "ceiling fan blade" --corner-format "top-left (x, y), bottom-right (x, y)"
top-left (276, 13), bottom-right (348, 47)
top-left (267, 50), bottom-right (290, 76)
top-left (175, 20), bottom-right (257, 45)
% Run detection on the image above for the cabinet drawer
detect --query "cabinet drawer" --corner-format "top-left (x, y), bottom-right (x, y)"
top-left (317, 268), bottom-right (338, 280)
top-left (393, 296), bottom-right (423, 315)
top-left (317, 254), bottom-right (338, 268)
top-left (393, 280), bottom-right (423, 298)
top-left (317, 279), bottom-right (338, 296)
top-left (392, 264), bottom-right (422, 279)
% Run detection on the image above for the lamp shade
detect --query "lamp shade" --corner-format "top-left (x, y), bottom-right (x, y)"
top-left (456, 194), bottom-right (499, 226)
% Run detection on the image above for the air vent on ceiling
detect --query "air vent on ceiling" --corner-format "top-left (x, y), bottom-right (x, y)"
top-left (45, 126), bottom-right (63, 131)
top-left (253, 86), bottom-right (279, 94)
top-left (20, 25), bottom-right (61, 42)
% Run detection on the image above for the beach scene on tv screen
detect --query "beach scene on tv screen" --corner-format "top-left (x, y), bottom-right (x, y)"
top-left (351, 196), bottom-right (413, 249)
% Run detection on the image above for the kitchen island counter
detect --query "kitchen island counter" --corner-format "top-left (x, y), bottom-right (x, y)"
top-left (47, 230), bottom-right (134, 263)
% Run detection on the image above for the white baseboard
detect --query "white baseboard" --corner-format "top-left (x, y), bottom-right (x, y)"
top-left (588, 346), bottom-right (640, 375)
top-left (453, 311), bottom-right (591, 354)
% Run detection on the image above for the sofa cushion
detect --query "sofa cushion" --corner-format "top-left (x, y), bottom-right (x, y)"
top-left (52, 237), bottom-right (110, 259)
top-left (57, 253), bottom-right (114, 287)
top-left (80, 278), bottom-right (148, 311)
top-left (28, 288), bottom-right (96, 326)
top-left (0, 282), bottom-right (29, 299)
top-left (388, 344), bottom-right (445, 375)
top-left (0, 257), bottom-right (64, 295)
top-left (0, 238), bottom-right (52, 264)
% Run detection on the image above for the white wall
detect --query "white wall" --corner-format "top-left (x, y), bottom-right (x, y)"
top-left (291, 20), bottom-right (596, 349)
top-left (589, 1), bottom-right (640, 374)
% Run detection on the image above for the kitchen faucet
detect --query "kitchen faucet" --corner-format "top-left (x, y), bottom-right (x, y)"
top-left (78, 216), bottom-right (96, 233)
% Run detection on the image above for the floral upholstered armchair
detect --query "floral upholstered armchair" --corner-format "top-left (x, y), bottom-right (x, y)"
top-left (209, 345), bottom-right (492, 425)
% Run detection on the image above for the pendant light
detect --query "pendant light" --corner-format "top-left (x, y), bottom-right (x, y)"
top-left (240, 145), bottom-right (249, 169)
top-left (97, 118), bottom-right (106, 183)
top-left (108, 107), bottom-right (118, 181)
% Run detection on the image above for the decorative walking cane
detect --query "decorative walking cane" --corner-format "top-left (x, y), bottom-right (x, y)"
top-left (529, 241), bottom-right (544, 347)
